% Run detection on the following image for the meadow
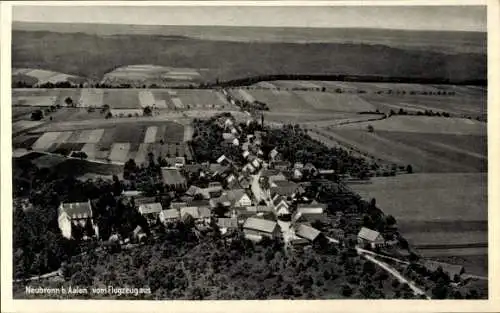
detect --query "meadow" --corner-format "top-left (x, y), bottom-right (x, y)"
top-left (349, 173), bottom-right (487, 275)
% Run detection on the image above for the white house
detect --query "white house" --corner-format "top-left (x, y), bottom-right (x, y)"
top-left (58, 200), bottom-right (98, 240)
top-left (357, 227), bottom-right (385, 249)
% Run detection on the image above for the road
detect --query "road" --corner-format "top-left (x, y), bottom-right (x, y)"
top-left (356, 247), bottom-right (430, 299)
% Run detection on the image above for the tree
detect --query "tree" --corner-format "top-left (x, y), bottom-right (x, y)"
top-left (406, 164), bottom-right (413, 174)
top-left (64, 97), bottom-right (73, 107)
top-left (367, 125), bottom-right (374, 133)
top-left (31, 109), bottom-right (43, 121)
top-left (386, 215), bottom-right (396, 226)
top-left (341, 284), bottom-right (353, 297)
top-left (143, 106), bottom-right (152, 117)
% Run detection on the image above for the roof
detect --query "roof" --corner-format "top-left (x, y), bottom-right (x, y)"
top-left (175, 156), bottom-right (186, 164)
top-left (171, 202), bottom-right (187, 210)
top-left (243, 150), bottom-right (250, 158)
top-left (134, 196), bottom-right (157, 206)
top-left (246, 205), bottom-right (273, 213)
top-left (198, 206), bottom-right (211, 218)
top-left (217, 217), bottom-right (238, 228)
top-left (160, 209), bottom-right (180, 219)
top-left (270, 149), bottom-right (279, 159)
top-left (357, 227), bottom-right (383, 242)
top-left (243, 217), bottom-right (278, 234)
top-left (261, 168), bottom-right (280, 177)
top-left (216, 155), bottom-right (228, 163)
top-left (269, 173), bottom-right (287, 182)
top-left (297, 203), bottom-right (327, 209)
top-left (138, 202), bottom-right (163, 215)
top-left (161, 167), bottom-right (187, 186)
top-left (244, 233), bottom-right (263, 242)
top-left (186, 185), bottom-right (201, 196)
top-left (225, 189), bottom-right (250, 203)
top-left (295, 224), bottom-right (322, 242)
top-left (183, 163), bottom-right (204, 174)
top-left (122, 190), bottom-right (142, 197)
top-left (270, 180), bottom-right (300, 197)
top-left (60, 201), bottom-right (92, 219)
top-left (294, 162), bottom-right (304, 169)
top-left (223, 133), bottom-right (235, 141)
top-left (296, 206), bottom-right (325, 215)
top-left (304, 163), bottom-right (316, 170)
top-left (180, 206), bottom-right (200, 219)
top-left (422, 260), bottom-right (464, 278)
top-left (186, 199), bottom-right (211, 207)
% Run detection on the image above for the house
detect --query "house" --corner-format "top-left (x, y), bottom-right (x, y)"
top-left (293, 168), bottom-right (303, 180)
top-left (58, 200), bottom-right (98, 240)
top-left (251, 158), bottom-right (261, 169)
top-left (174, 157), bottom-right (186, 168)
top-left (270, 180), bottom-right (303, 199)
top-left (223, 133), bottom-right (235, 141)
top-left (138, 202), bottom-right (163, 225)
top-left (422, 260), bottom-right (465, 279)
top-left (186, 185), bottom-right (202, 197)
top-left (294, 223), bottom-right (324, 243)
top-left (273, 160), bottom-right (291, 171)
top-left (159, 209), bottom-right (180, 225)
top-left (133, 226), bottom-right (147, 242)
top-left (242, 142), bottom-right (250, 151)
top-left (269, 148), bottom-right (279, 161)
top-left (217, 217), bottom-right (239, 231)
top-left (230, 127), bottom-right (238, 135)
top-left (133, 196), bottom-right (157, 207)
top-left (293, 203), bottom-right (327, 223)
top-left (171, 201), bottom-right (187, 210)
top-left (303, 163), bottom-right (317, 173)
top-left (242, 163), bottom-right (256, 174)
top-left (294, 162), bottom-right (304, 170)
top-left (225, 189), bottom-right (252, 207)
top-left (272, 195), bottom-right (291, 216)
top-left (243, 217), bottom-right (281, 240)
top-left (216, 155), bottom-right (231, 165)
top-left (161, 167), bottom-right (187, 190)
top-left (238, 175), bottom-right (252, 189)
top-left (232, 138), bottom-right (240, 146)
top-left (242, 150), bottom-right (250, 159)
top-left (224, 118), bottom-right (234, 129)
top-left (269, 173), bottom-right (287, 183)
top-left (357, 227), bottom-right (385, 249)
top-left (210, 193), bottom-right (233, 209)
top-left (122, 190), bottom-right (142, 197)
top-left (180, 206), bottom-right (211, 222)
top-left (246, 205), bottom-right (273, 213)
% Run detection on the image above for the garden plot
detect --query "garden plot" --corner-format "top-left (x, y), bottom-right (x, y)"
top-left (171, 97), bottom-right (184, 109)
top-left (79, 89), bottom-right (104, 108)
top-left (13, 96), bottom-right (56, 107)
top-left (81, 143), bottom-right (98, 159)
top-left (31, 132), bottom-right (62, 150)
top-left (76, 129), bottom-right (105, 143)
top-left (109, 143), bottom-right (131, 163)
top-left (12, 120), bottom-right (44, 134)
top-left (134, 143), bottom-right (150, 164)
top-left (103, 89), bottom-right (139, 109)
top-left (139, 90), bottom-right (156, 108)
top-left (54, 131), bottom-right (74, 143)
top-left (144, 126), bottom-right (158, 143)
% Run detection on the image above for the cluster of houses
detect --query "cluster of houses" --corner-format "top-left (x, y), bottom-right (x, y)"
top-left (57, 115), bottom-right (394, 251)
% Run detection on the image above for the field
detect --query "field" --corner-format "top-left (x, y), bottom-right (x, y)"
top-left (349, 173), bottom-right (487, 275)
top-left (13, 121), bottom-right (191, 164)
top-left (12, 68), bottom-right (85, 86)
top-left (13, 88), bottom-right (234, 111)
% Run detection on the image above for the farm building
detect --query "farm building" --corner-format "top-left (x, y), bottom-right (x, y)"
top-left (58, 200), bottom-right (98, 240)
top-left (270, 180), bottom-right (303, 199)
top-left (243, 217), bottom-right (281, 240)
top-left (159, 209), bottom-right (180, 225)
top-left (180, 206), bottom-right (211, 222)
top-left (161, 167), bottom-right (187, 190)
top-left (217, 217), bottom-right (239, 234)
top-left (225, 189), bottom-right (252, 207)
top-left (293, 224), bottom-right (324, 244)
top-left (138, 202), bottom-right (163, 225)
top-left (357, 227), bottom-right (385, 249)
top-left (422, 260), bottom-right (465, 279)
top-left (293, 203), bottom-right (327, 223)
top-left (272, 195), bottom-right (291, 216)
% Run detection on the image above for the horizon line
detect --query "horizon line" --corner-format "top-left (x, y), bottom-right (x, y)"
top-left (11, 20), bottom-right (487, 33)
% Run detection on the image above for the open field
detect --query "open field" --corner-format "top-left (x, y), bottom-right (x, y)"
top-left (349, 173), bottom-right (487, 273)
top-left (335, 115), bottom-right (486, 135)
top-left (295, 91), bottom-right (375, 112)
top-left (103, 89), bottom-right (139, 109)
top-left (12, 68), bottom-right (85, 86)
top-left (13, 120), bottom-right (191, 164)
top-left (316, 127), bottom-right (486, 172)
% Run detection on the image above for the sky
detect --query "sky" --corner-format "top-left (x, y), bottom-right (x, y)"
top-left (12, 4), bottom-right (487, 32)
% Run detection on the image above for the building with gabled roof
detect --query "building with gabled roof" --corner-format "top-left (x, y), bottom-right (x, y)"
top-left (270, 180), bottom-right (303, 199)
top-left (161, 167), bottom-right (187, 190)
top-left (159, 209), bottom-right (180, 225)
top-left (58, 200), bottom-right (98, 240)
top-left (225, 189), bottom-right (252, 207)
top-left (357, 227), bottom-right (385, 249)
top-left (294, 223), bottom-right (323, 243)
top-left (293, 203), bottom-right (327, 224)
top-left (243, 217), bottom-right (281, 239)
top-left (138, 202), bottom-right (163, 225)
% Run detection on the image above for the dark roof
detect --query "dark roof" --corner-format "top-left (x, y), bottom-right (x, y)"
top-left (225, 189), bottom-right (250, 203)
top-left (270, 180), bottom-right (300, 197)
top-left (243, 217), bottom-right (278, 234)
top-left (60, 201), bottom-right (92, 219)
top-left (217, 217), bottom-right (238, 228)
top-left (161, 167), bottom-right (187, 186)
top-left (171, 202), bottom-right (188, 210)
top-left (134, 196), bottom-right (157, 206)
top-left (183, 164), bottom-right (204, 174)
top-left (261, 169), bottom-right (281, 177)
top-left (186, 199), bottom-right (211, 207)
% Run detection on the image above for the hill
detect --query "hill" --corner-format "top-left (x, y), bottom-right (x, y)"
top-left (12, 30), bottom-right (486, 83)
